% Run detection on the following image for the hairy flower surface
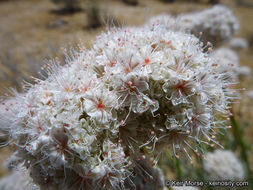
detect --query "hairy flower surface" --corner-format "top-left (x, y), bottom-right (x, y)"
top-left (203, 149), bottom-right (245, 180)
top-left (94, 27), bottom-right (234, 158)
top-left (0, 24), bottom-right (237, 189)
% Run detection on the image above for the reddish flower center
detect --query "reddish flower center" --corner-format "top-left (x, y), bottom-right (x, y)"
top-left (144, 58), bottom-right (150, 66)
top-left (97, 100), bottom-right (106, 109)
top-left (175, 81), bottom-right (187, 94)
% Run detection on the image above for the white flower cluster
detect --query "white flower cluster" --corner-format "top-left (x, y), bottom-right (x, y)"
top-left (203, 149), bottom-right (245, 180)
top-left (147, 5), bottom-right (239, 46)
top-left (176, 5), bottom-right (239, 45)
top-left (0, 15), bottom-right (237, 190)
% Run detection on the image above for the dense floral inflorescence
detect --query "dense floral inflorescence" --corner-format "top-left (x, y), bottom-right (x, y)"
top-left (0, 23), bottom-right (237, 189)
top-left (147, 5), bottom-right (239, 46)
top-left (203, 149), bottom-right (245, 180)
top-left (176, 5), bottom-right (239, 45)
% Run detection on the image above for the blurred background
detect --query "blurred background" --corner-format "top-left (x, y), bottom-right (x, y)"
top-left (0, 0), bottom-right (252, 188)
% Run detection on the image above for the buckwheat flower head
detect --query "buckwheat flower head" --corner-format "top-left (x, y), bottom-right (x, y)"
top-left (203, 149), bottom-right (245, 180)
top-left (0, 25), bottom-right (237, 189)
top-left (175, 5), bottom-right (239, 46)
top-left (93, 26), bottom-right (235, 158)
top-left (0, 61), bottom-right (130, 189)
top-left (145, 6), bottom-right (239, 46)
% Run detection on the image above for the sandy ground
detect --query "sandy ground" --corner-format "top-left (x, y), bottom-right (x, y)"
top-left (0, 0), bottom-right (252, 179)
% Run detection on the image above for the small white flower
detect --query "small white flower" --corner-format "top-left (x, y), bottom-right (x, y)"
top-left (83, 87), bottom-right (117, 124)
